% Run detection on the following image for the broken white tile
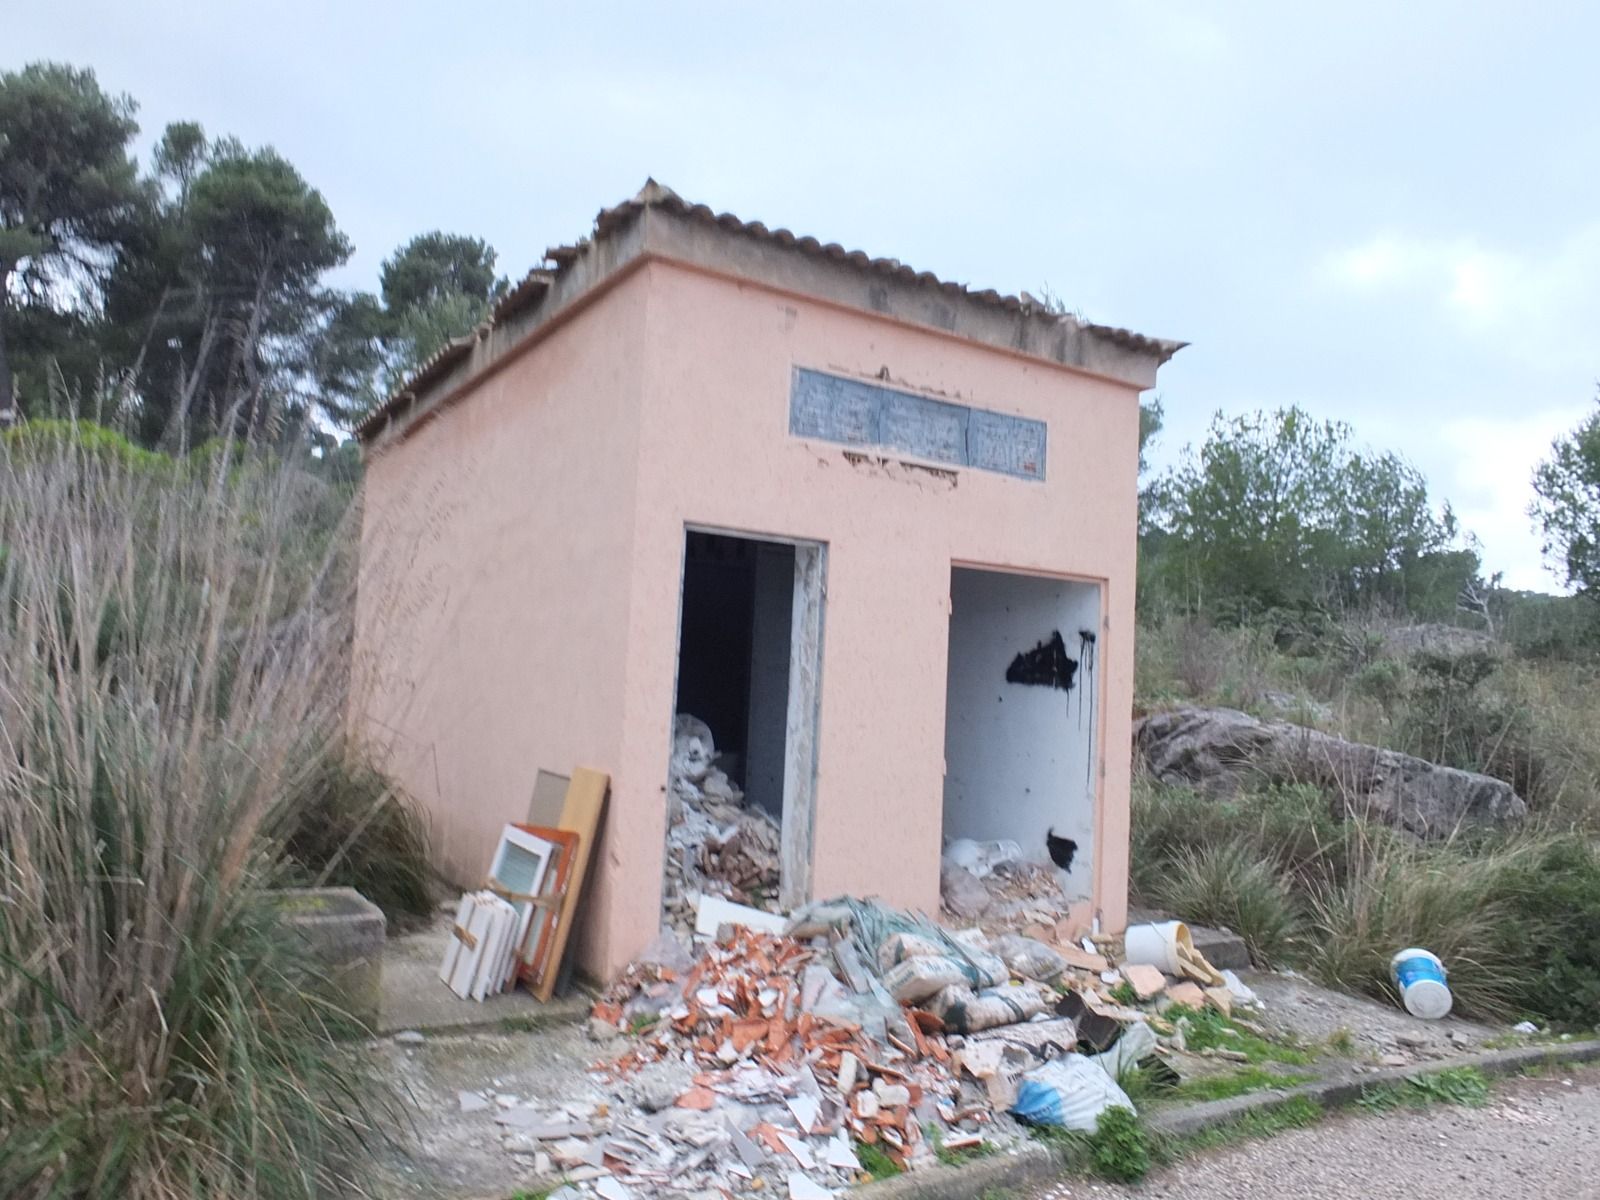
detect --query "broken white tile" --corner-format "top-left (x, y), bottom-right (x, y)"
top-left (824, 1132), bottom-right (860, 1171)
top-left (836, 1051), bottom-right (859, 1095)
top-left (458, 1090), bottom-right (490, 1113)
top-left (595, 1178), bottom-right (634, 1200)
top-left (787, 1172), bottom-right (835, 1200)
top-left (495, 1093), bottom-right (520, 1109)
top-left (728, 1162), bottom-right (753, 1179)
top-left (727, 1120), bottom-right (766, 1167)
top-left (776, 1131), bottom-right (816, 1170)
top-left (785, 1095), bottom-right (821, 1133)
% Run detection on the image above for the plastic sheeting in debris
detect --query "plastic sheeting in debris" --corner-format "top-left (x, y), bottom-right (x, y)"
top-left (1011, 1054), bottom-right (1137, 1131)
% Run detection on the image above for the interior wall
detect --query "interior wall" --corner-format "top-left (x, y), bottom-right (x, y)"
top-left (744, 542), bottom-right (795, 818)
top-left (942, 567), bottom-right (1102, 900)
top-left (675, 532), bottom-right (757, 768)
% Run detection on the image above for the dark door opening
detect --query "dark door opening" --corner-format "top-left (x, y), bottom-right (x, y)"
top-left (664, 529), bottom-right (825, 929)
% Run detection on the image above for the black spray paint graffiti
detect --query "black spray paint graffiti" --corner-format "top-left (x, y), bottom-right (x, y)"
top-left (1078, 629), bottom-right (1097, 785)
top-left (1004, 630), bottom-right (1078, 691)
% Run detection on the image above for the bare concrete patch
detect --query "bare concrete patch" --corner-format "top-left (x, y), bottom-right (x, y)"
top-left (377, 911), bottom-right (589, 1037)
top-left (373, 1024), bottom-right (607, 1199)
top-left (1242, 970), bottom-right (1498, 1064)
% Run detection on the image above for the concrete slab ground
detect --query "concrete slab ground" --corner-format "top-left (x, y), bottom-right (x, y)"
top-left (377, 911), bottom-right (589, 1036)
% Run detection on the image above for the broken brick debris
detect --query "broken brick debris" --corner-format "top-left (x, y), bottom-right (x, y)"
top-left (465, 896), bottom-right (1256, 1197)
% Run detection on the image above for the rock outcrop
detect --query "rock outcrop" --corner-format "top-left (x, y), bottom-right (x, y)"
top-left (1134, 706), bottom-right (1527, 839)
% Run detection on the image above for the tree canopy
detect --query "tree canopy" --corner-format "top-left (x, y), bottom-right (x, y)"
top-left (1, 60), bottom-right (505, 447)
top-left (1144, 407), bottom-right (1478, 619)
top-left (1532, 396), bottom-right (1600, 597)
top-left (0, 62), bottom-right (144, 417)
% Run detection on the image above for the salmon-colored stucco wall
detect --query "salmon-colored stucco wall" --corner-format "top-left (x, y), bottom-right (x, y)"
top-left (353, 276), bottom-right (649, 973)
top-left (606, 262), bottom-right (1140, 976)
top-left (355, 258), bottom-right (1142, 982)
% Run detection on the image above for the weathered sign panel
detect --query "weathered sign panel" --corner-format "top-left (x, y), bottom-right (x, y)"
top-left (790, 368), bottom-right (1045, 481)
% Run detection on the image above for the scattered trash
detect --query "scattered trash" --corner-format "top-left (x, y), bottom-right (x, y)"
top-left (992, 933), bottom-right (1066, 983)
top-left (1164, 981), bottom-right (1206, 1009)
top-left (1219, 968), bottom-right (1260, 1008)
top-left (1513, 1020), bottom-right (1540, 1034)
top-left (1390, 947), bottom-right (1453, 1019)
top-left (1121, 962), bottom-right (1167, 1001)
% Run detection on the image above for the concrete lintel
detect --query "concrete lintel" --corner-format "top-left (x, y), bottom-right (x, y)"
top-left (363, 197), bottom-right (1170, 451)
top-left (638, 204), bottom-right (1165, 389)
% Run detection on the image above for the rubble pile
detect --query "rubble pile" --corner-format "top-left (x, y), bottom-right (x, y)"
top-left (663, 716), bottom-right (782, 932)
top-left (939, 838), bottom-right (1073, 927)
top-left (469, 898), bottom-right (1265, 1198)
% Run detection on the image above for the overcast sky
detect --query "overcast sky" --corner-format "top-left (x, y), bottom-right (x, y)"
top-left (14, 1), bottom-right (1600, 589)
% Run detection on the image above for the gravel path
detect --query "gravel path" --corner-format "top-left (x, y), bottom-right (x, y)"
top-left (1031, 1067), bottom-right (1600, 1200)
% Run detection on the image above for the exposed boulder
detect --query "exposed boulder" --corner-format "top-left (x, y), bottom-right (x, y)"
top-left (1380, 622), bottom-right (1499, 662)
top-left (1134, 706), bottom-right (1527, 839)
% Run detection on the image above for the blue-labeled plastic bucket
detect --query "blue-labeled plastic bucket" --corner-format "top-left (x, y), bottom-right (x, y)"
top-left (1390, 947), bottom-right (1452, 1019)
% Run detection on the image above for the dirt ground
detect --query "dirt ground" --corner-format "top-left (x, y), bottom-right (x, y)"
top-left (1031, 1066), bottom-right (1600, 1199)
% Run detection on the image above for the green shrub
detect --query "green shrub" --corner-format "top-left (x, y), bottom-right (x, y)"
top-left (1087, 1107), bottom-right (1150, 1183)
top-left (284, 752), bottom-right (435, 927)
top-left (1492, 833), bottom-right (1600, 1025)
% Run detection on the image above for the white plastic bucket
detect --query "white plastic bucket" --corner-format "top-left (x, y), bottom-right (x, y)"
top-left (1390, 947), bottom-right (1452, 1019)
top-left (1123, 921), bottom-right (1193, 974)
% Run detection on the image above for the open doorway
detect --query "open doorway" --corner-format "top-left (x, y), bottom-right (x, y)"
top-left (942, 566), bottom-right (1102, 909)
top-left (662, 529), bottom-right (825, 931)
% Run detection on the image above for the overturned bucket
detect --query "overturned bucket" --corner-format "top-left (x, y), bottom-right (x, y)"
top-left (1390, 947), bottom-right (1452, 1019)
top-left (1123, 920), bottom-right (1193, 974)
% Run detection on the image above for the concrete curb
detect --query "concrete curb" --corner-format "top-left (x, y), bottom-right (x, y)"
top-left (855, 1038), bottom-right (1600, 1199)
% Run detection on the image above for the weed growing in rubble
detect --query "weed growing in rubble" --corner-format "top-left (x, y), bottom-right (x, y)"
top-left (929, 1126), bottom-right (998, 1167)
top-left (1166, 1005), bottom-right (1314, 1066)
top-left (854, 1140), bottom-right (903, 1180)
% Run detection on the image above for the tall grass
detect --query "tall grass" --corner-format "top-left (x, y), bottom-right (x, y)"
top-left (1131, 776), bottom-right (1600, 1024)
top-left (0, 422), bottom-right (388, 1198)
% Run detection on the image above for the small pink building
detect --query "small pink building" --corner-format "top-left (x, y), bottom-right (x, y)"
top-left (353, 183), bottom-right (1182, 981)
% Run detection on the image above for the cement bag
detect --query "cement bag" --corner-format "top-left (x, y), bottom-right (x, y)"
top-left (928, 980), bottom-right (1052, 1033)
top-left (1011, 1054), bottom-right (1137, 1131)
top-left (877, 931), bottom-right (949, 972)
top-left (882, 954), bottom-right (972, 1004)
top-left (879, 929), bottom-right (1007, 993)
top-left (992, 934), bottom-right (1066, 982)
top-left (784, 901), bottom-right (856, 940)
